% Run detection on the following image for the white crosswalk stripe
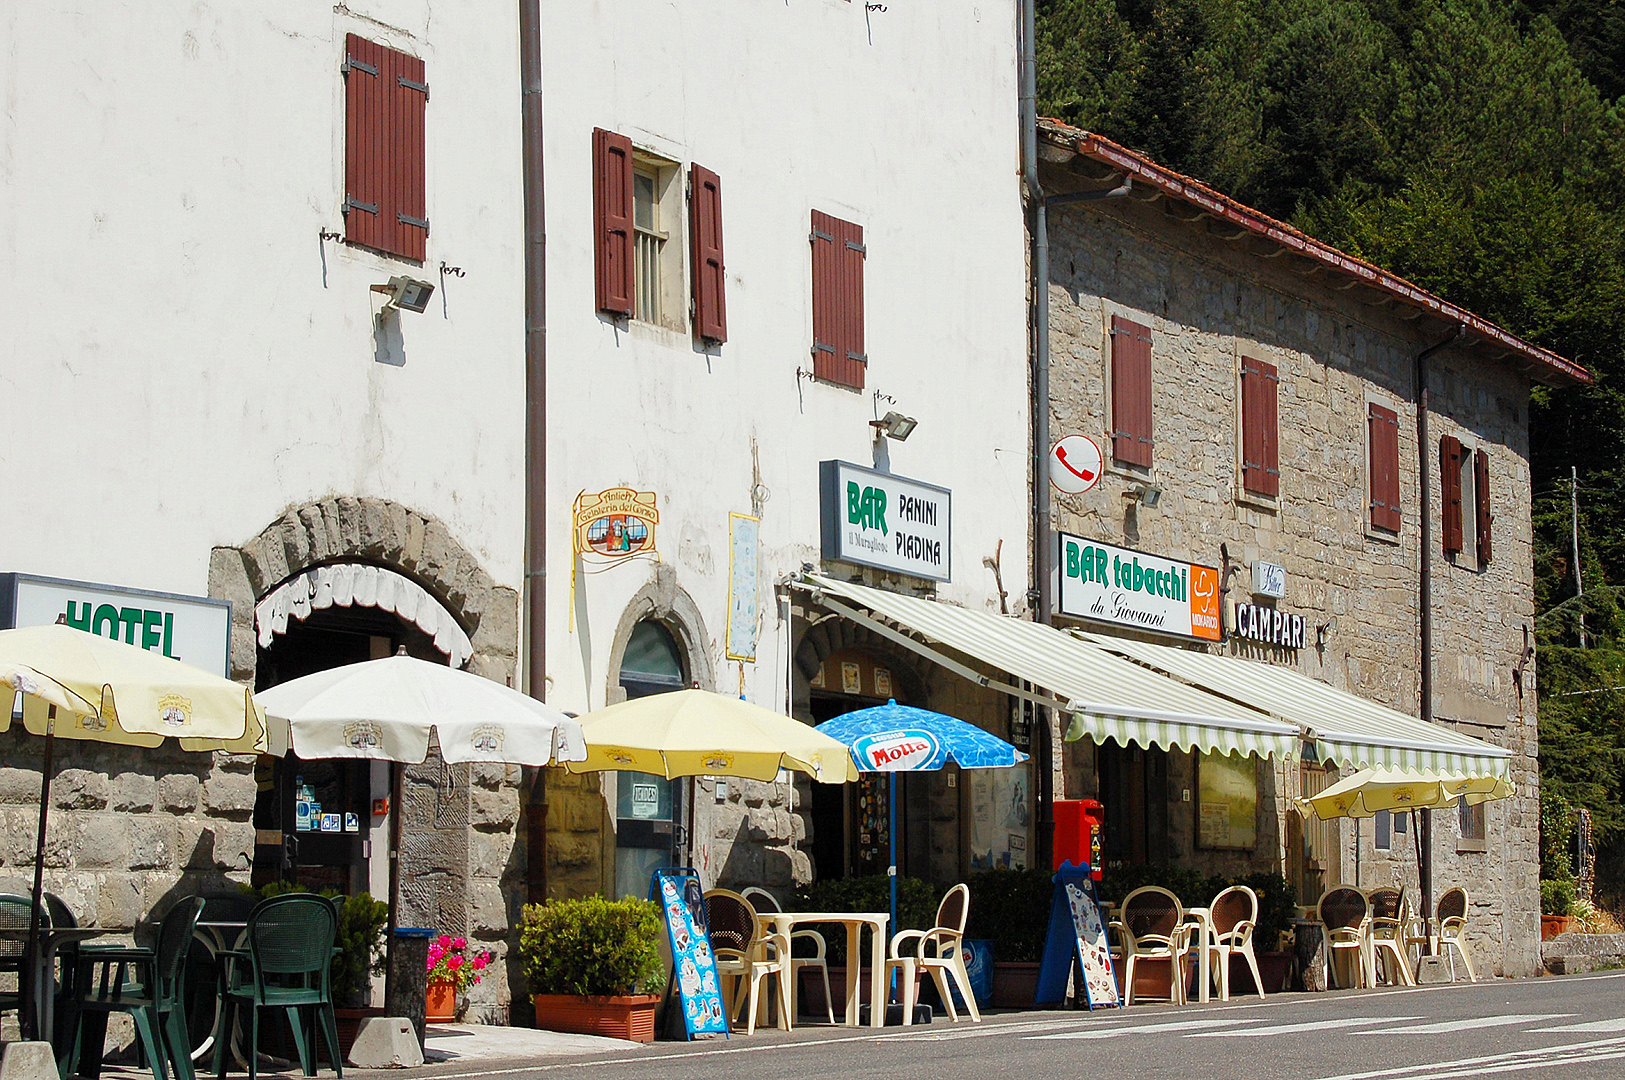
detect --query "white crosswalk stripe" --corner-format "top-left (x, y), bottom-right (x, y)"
top-left (1533, 1016), bottom-right (1625, 1033)
top-left (1315, 1035), bottom-right (1625, 1080)
top-left (1184, 1016), bottom-right (1417, 1039)
top-left (1355, 1013), bottom-right (1570, 1035)
top-left (1027, 1016), bottom-right (1264, 1040)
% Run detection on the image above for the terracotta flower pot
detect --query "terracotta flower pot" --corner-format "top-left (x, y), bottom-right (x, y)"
top-left (426, 981), bottom-right (457, 1024)
top-left (533, 993), bottom-right (660, 1043)
top-left (1541, 914), bottom-right (1572, 941)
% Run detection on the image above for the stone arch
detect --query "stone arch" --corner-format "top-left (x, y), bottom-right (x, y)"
top-left (604, 562), bottom-right (716, 703)
top-left (792, 611), bottom-right (928, 713)
top-left (206, 496), bottom-right (519, 684)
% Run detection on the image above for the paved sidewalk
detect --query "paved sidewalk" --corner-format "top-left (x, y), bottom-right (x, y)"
top-left (422, 1023), bottom-right (641, 1063)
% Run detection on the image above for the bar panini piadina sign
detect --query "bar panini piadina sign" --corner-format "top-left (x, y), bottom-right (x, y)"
top-left (1057, 534), bottom-right (1221, 642)
top-left (819, 460), bottom-right (952, 582)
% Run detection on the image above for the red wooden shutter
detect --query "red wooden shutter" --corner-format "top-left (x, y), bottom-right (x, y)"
top-left (1440, 435), bottom-right (1464, 554)
top-left (344, 35), bottom-right (428, 261)
top-left (593, 128), bottom-right (635, 316)
top-left (1475, 448), bottom-right (1493, 562)
top-left (1241, 357), bottom-right (1279, 497)
top-left (1368, 403), bottom-right (1401, 532)
top-left (811, 211), bottom-right (866, 388)
top-left (1110, 316), bottom-right (1154, 467)
top-left (689, 164), bottom-right (726, 343)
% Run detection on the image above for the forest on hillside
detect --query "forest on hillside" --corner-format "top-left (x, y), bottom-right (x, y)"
top-left (1035, 0), bottom-right (1625, 900)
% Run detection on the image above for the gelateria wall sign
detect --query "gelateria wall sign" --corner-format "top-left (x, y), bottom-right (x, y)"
top-left (573, 488), bottom-right (659, 558)
top-left (1056, 534), bottom-right (1221, 641)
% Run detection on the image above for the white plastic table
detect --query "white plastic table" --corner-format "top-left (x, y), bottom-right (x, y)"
top-left (1182, 906), bottom-right (1214, 1003)
top-left (755, 911), bottom-right (889, 1028)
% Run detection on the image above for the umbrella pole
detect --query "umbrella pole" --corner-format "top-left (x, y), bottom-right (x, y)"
top-left (1412, 809), bottom-right (1430, 954)
top-left (888, 771), bottom-right (898, 997)
top-left (24, 707), bottom-right (56, 1043)
top-left (384, 760), bottom-right (403, 1012)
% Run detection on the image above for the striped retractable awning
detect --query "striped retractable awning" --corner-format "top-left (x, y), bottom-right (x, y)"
top-left (800, 575), bottom-right (1300, 760)
top-left (1077, 632), bottom-right (1512, 778)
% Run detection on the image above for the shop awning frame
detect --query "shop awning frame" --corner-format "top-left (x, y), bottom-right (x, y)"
top-left (796, 575), bottom-right (1301, 761)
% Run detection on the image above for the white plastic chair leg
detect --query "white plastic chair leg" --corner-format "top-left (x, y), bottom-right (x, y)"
top-left (950, 958), bottom-right (981, 1022)
top-left (1122, 954), bottom-right (1138, 1005)
top-left (814, 964), bottom-right (835, 1024)
top-left (1240, 947), bottom-right (1265, 999)
top-left (1447, 939), bottom-right (1476, 982)
top-left (896, 960), bottom-right (919, 1025)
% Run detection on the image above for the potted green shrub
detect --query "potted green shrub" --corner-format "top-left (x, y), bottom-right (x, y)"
top-left (519, 896), bottom-right (665, 1042)
top-left (1542, 879), bottom-right (1576, 939)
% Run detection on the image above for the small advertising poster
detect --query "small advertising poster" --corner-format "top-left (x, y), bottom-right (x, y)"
top-left (1064, 879), bottom-right (1120, 1009)
top-left (651, 869), bottom-right (729, 1039)
top-left (726, 513), bottom-right (761, 662)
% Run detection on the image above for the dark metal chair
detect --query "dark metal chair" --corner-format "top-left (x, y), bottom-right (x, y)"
top-left (213, 894), bottom-right (341, 1080)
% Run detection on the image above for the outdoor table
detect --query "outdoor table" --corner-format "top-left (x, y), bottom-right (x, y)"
top-left (193, 920), bottom-right (249, 1064)
top-left (754, 911), bottom-right (889, 1028)
top-left (0, 924), bottom-right (109, 1048)
top-left (1182, 906), bottom-right (1214, 1003)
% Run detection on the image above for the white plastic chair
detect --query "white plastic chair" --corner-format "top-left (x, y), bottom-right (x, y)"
top-left (885, 883), bottom-right (980, 1023)
top-left (1318, 887), bottom-right (1373, 989)
top-left (1367, 888), bottom-right (1416, 987)
top-left (704, 889), bottom-right (792, 1033)
top-left (742, 886), bottom-right (835, 1024)
top-left (1435, 888), bottom-right (1477, 982)
top-left (1202, 885), bottom-right (1266, 1001)
top-left (1111, 887), bottom-right (1189, 1005)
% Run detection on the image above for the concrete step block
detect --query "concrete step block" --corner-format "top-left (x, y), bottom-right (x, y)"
top-left (347, 1016), bottom-right (425, 1069)
top-left (0, 1042), bottom-right (58, 1080)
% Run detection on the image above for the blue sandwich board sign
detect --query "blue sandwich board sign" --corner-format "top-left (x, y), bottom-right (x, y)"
top-left (1034, 861), bottom-right (1121, 1009)
top-left (651, 868), bottom-right (729, 1039)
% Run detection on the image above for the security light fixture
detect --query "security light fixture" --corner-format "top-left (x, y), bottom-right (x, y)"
top-left (1123, 483), bottom-right (1161, 508)
top-left (371, 275), bottom-right (436, 314)
top-left (870, 410), bottom-right (918, 441)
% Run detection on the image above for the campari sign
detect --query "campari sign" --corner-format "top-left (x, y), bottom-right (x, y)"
top-left (1056, 534), bottom-right (1221, 642)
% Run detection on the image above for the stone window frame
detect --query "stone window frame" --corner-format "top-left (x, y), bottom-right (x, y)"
top-left (1100, 300), bottom-right (1155, 484)
top-left (1362, 391), bottom-right (1405, 547)
top-left (1456, 794), bottom-right (1488, 853)
top-left (1440, 427), bottom-right (1490, 574)
top-left (1233, 340), bottom-right (1284, 515)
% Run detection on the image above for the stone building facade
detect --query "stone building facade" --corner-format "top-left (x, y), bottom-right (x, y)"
top-left (1037, 122), bottom-right (1587, 976)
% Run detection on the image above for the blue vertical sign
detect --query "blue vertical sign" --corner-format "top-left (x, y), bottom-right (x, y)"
top-left (651, 868), bottom-right (729, 1039)
top-left (1034, 862), bottom-right (1121, 1009)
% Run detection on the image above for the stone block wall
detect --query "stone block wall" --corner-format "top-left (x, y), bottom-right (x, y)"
top-left (1041, 170), bottom-right (1540, 975)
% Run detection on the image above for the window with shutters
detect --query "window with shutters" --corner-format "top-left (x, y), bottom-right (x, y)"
top-left (343, 35), bottom-right (429, 262)
top-left (1441, 434), bottom-right (1493, 568)
top-left (1240, 356), bottom-right (1280, 499)
top-left (1109, 315), bottom-right (1154, 469)
top-left (810, 211), bottom-right (866, 389)
top-left (593, 130), bottom-right (684, 332)
top-left (1367, 402), bottom-right (1402, 534)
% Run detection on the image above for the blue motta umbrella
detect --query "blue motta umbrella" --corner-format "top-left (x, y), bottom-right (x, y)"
top-left (815, 701), bottom-right (1028, 934)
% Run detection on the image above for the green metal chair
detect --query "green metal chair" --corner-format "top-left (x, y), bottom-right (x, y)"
top-left (63, 896), bottom-right (205, 1080)
top-left (213, 894), bottom-right (341, 1080)
top-left (0, 894), bottom-right (34, 1025)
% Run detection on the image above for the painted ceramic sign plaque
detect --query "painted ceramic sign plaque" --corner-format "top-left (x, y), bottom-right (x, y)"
top-left (574, 489), bottom-right (659, 557)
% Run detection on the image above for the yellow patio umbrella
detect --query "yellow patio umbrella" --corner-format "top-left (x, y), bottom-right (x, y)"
top-left (565, 688), bottom-right (859, 783)
top-left (1298, 767), bottom-right (1513, 820)
top-left (0, 623), bottom-right (266, 1038)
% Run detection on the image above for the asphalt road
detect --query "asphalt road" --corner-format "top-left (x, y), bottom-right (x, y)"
top-left (420, 970), bottom-right (1625, 1080)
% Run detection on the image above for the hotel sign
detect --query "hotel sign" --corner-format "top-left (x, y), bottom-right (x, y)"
top-left (0, 572), bottom-right (232, 676)
top-left (1056, 534), bottom-right (1221, 641)
top-left (819, 461), bottom-right (951, 582)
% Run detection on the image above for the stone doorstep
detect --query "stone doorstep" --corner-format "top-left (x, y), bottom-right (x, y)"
top-left (1540, 932), bottom-right (1625, 960)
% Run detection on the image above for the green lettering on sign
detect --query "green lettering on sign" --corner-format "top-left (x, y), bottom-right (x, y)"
top-left (845, 481), bottom-right (889, 535)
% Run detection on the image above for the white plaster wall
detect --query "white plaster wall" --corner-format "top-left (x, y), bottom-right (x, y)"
top-left (0, 3), bottom-right (528, 596)
top-left (540, 0), bottom-right (1030, 714)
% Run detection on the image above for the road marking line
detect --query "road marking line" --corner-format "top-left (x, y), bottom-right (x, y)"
top-left (1184, 1015), bottom-right (1417, 1038)
top-left (1355, 1013), bottom-right (1569, 1035)
top-left (1313, 1034), bottom-right (1625, 1080)
top-left (1028, 1016), bottom-right (1266, 1040)
top-left (1534, 1016), bottom-right (1625, 1032)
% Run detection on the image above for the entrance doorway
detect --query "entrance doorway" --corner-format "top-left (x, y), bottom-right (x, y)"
top-left (613, 621), bottom-right (688, 899)
top-left (251, 605), bottom-right (448, 892)
top-left (1097, 741), bottom-right (1170, 866)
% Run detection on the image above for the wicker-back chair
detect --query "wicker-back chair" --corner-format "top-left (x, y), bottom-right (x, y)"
top-left (703, 889), bottom-right (790, 1034)
top-left (1112, 887), bottom-right (1188, 1005)
top-left (885, 883), bottom-right (979, 1024)
top-left (740, 887), bottom-right (832, 1024)
top-left (1435, 888), bottom-right (1475, 982)
top-left (1318, 887), bottom-right (1373, 989)
top-left (1365, 888), bottom-right (1415, 986)
top-left (1200, 886), bottom-right (1265, 1000)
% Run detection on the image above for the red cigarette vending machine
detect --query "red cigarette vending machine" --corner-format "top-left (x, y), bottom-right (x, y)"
top-left (1052, 798), bottom-right (1106, 880)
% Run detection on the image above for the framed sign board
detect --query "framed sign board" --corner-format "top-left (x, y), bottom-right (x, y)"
top-left (1198, 751), bottom-right (1258, 850)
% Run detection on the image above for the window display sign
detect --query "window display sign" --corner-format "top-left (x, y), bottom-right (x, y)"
top-left (1056, 534), bottom-right (1220, 641)
top-left (819, 460), bottom-right (951, 582)
top-left (1197, 751), bottom-right (1258, 850)
top-left (1, 572), bottom-right (231, 676)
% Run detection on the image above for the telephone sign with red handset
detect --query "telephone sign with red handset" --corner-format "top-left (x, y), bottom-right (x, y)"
top-left (1049, 435), bottom-right (1104, 494)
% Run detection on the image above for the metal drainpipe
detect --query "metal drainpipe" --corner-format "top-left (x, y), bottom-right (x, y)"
top-left (1415, 323), bottom-right (1464, 935)
top-left (520, 0), bottom-right (549, 900)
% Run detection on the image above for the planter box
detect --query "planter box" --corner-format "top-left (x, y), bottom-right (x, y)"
top-left (534, 993), bottom-right (660, 1043)
top-left (1542, 915), bottom-right (1573, 941)
top-left (800, 967), bottom-right (876, 1017)
top-left (991, 962), bottom-right (1040, 1009)
top-left (1228, 952), bottom-right (1292, 995)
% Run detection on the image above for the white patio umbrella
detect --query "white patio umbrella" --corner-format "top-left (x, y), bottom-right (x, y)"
top-left (253, 652), bottom-right (586, 1009)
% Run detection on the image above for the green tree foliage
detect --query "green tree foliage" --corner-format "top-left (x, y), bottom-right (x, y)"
top-left (1037, 0), bottom-right (1625, 894)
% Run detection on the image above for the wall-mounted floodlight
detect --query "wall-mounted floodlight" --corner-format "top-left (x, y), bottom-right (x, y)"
top-left (1122, 483), bottom-right (1162, 508)
top-left (371, 275), bottom-right (436, 314)
top-left (870, 410), bottom-right (918, 441)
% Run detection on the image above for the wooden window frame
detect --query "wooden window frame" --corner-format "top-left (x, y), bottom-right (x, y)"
top-left (1441, 434), bottom-right (1465, 555)
top-left (1109, 315), bottom-right (1154, 469)
top-left (593, 128), bottom-right (636, 317)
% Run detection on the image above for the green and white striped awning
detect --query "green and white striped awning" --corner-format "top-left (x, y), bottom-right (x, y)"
top-left (1077, 632), bottom-right (1512, 778)
top-left (799, 575), bottom-right (1300, 760)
